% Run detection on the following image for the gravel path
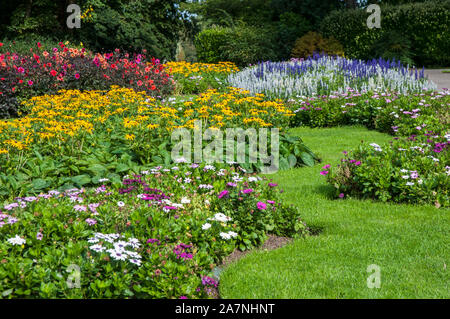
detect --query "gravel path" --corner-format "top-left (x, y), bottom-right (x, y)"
top-left (424, 69), bottom-right (450, 91)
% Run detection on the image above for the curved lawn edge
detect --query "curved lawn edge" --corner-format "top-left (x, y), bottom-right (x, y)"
top-left (218, 126), bottom-right (450, 299)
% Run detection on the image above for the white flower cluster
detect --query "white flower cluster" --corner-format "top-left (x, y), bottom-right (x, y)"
top-left (219, 231), bottom-right (238, 240)
top-left (7, 235), bottom-right (26, 246)
top-left (88, 233), bottom-right (142, 266)
top-left (369, 143), bottom-right (383, 152)
top-left (208, 213), bottom-right (232, 223)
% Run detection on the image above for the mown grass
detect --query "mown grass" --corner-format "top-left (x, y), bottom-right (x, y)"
top-left (219, 126), bottom-right (449, 298)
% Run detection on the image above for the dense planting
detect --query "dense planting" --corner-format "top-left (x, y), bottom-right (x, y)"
top-left (0, 85), bottom-right (317, 198)
top-left (0, 42), bottom-right (174, 118)
top-left (228, 55), bottom-right (435, 100)
top-left (164, 61), bottom-right (239, 94)
top-left (0, 163), bottom-right (308, 298)
top-left (306, 90), bottom-right (450, 207)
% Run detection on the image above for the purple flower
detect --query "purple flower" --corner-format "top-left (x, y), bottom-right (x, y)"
top-left (85, 218), bottom-right (97, 226)
top-left (36, 232), bottom-right (43, 240)
top-left (73, 205), bottom-right (87, 212)
top-left (242, 188), bottom-right (253, 194)
top-left (268, 183), bottom-right (278, 187)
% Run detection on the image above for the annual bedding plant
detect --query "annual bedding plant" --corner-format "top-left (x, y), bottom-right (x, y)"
top-left (0, 85), bottom-right (317, 199)
top-left (0, 41), bottom-right (174, 118)
top-left (228, 54), bottom-right (448, 207)
top-left (0, 163), bottom-right (308, 298)
top-left (0, 41), bottom-right (449, 299)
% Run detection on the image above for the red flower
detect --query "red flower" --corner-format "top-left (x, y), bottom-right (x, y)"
top-left (37, 42), bottom-right (42, 48)
top-left (0, 42), bottom-right (3, 47)
top-left (50, 70), bottom-right (57, 76)
top-left (137, 80), bottom-right (143, 86)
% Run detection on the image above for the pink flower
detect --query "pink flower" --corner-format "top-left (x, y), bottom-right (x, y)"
top-left (257, 201), bottom-right (267, 210)
top-left (320, 170), bottom-right (329, 176)
top-left (75, 73), bottom-right (80, 79)
top-left (28, 80), bottom-right (33, 86)
top-left (322, 164), bottom-right (331, 169)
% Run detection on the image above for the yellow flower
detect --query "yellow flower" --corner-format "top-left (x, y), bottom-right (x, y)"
top-left (125, 134), bottom-right (135, 141)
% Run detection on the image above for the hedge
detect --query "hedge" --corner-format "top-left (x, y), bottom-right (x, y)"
top-left (320, 0), bottom-right (450, 66)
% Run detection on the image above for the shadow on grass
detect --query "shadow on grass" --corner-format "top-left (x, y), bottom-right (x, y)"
top-left (314, 184), bottom-right (336, 199)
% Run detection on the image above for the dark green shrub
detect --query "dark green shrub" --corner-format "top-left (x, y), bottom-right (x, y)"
top-left (195, 26), bottom-right (278, 67)
top-left (320, 0), bottom-right (450, 66)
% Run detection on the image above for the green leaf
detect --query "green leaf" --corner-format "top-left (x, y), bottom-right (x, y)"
top-left (71, 175), bottom-right (91, 186)
top-left (300, 152), bottom-right (315, 167)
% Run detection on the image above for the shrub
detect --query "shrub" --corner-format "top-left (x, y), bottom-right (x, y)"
top-left (195, 26), bottom-right (278, 67)
top-left (320, 0), bottom-right (450, 66)
top-left (194, 27), bottom-right (231, 64)
top-left (291, 31), bottom-right (344, 59)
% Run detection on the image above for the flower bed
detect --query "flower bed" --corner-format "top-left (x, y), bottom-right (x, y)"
top-left (0, 86), bottom-right (317, 198)
top-left (0, 163), bottom-right (308, 298)
top-left (227, 54), bottom-right (436, 100)
top-left (323, 132), bottom-right (449, 207)
top-left (311, 90), bottom-right (450, 207)
top-left (291, 90), bottom-right (450, 136)
top-left (164, 61), bottom-right (239, 94)
top-left (0, 42), bottom-right (174, 118)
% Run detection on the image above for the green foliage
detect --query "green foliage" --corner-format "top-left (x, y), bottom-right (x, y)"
top-left (369, 30), bottom-right (415, 66)
top-left (291, 32), bottom-right (344, 59)
top-left (194, 27), bottom-right (231, 63)
top-left (195, 26), bottom-right (278, 67)
top-left (320, 0), bottom-right (450, 66)
top-left (0, 0), bottom-right (191, 60)
top-left (0, 163), bottom-right (309, 298)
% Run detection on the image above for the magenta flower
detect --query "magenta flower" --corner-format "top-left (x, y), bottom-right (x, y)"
top-left (267, 200), bottom-right (275, 204)
top-left (242, 188), bottom-right (253, 194)
top-left (339, 193), bottom-right (345, 198)
top-left (268, 183), bottom-right (277, 187)
top-left (257, 201), bottom-right (267, 210)
top-left (320, 170), bottom-right (329, 176)
top-left (322, 164), bottom-right (331, 169)
top-left (218, 190), bottom-right (229, 199)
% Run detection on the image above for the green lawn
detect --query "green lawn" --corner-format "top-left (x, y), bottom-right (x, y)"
top-left (219, 126), bottom-right (450, 299)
